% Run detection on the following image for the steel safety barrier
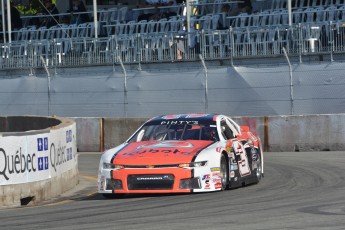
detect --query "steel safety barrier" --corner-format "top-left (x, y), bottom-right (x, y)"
top-left (0, 22), bottom-right (344, 70)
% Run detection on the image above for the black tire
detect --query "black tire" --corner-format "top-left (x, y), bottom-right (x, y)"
top-left (102, 193), bottom-right (116, 199)
top-left (220, 154), bottom-right (229, 190)
top-left (254, 155), bottom-right (262, 183)
top-left (102, 193), bottom-right (125, 199)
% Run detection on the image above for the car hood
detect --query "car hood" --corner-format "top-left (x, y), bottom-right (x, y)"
top-left (112, 140), bottom-right (213, 165)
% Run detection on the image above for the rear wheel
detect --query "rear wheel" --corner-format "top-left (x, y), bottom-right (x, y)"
top-left (220, 154), bottom-right (229, 190)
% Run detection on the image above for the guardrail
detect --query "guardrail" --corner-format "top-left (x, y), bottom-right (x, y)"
top-left (0, 22), bottom-right (344, 70)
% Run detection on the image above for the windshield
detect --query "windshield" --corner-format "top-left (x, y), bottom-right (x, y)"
top-left (128, 122), bottom-right (219, 143)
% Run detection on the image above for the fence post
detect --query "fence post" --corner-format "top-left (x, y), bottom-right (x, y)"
top-left (118, 55), bottom-right (127, 118)
top-left (199, 54), bottom-right (208, 113)
top-left (298, 23), bottom-right (302, 64)
top-left (329, 21), bottom-right (334, 62)
top-left (283, 47), bottom-right (294, 115)
top-left (230, 26), bottom-right (234, 66)
top-left (40, 56), bottom-right (51, 116)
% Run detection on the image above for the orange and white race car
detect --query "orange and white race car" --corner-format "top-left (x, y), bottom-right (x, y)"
top-left (98, 114), bottom-right (264, 197)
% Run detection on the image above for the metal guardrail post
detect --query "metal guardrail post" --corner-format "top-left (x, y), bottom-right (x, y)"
top-left (137, 34), bottom-right (142, 70)
top-left (199, 54), bottom-right (208, 113)
top-left (40, 56), bottom-right (51, 116)
top-left (230, 26), bottom-right (234, 66)
top-left (118, 55), bottom-right (128, 118)
top-left (298, 23), bottom-right (302, 63)
top-left (283, 47), bottom-right (294, 115)
top-left (329, 21), bottom-right (334, 62)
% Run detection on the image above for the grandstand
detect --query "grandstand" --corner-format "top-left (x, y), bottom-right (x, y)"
top-left (0, 0), bottom-right (344, 69)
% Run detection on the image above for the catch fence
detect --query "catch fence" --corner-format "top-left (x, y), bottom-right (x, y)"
top-left (1, 22), bottom-right (344, 70)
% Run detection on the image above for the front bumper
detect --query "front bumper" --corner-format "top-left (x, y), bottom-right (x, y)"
top-left (98, 167), bottom-right (200, 194)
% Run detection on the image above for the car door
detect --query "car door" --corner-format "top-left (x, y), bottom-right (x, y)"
top-left (221, 119), bottom-right (251, 178)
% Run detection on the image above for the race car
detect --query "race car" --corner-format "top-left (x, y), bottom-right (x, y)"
top-left (98, 114), bottom-right (263, 197)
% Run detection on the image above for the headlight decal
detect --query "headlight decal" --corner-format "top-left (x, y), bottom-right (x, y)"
top-left (103, 163), bottom-right (124, 169)
top-left (179, 161), bottom-right (208, 168)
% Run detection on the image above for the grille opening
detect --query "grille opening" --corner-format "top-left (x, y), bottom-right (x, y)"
top-left (20, 196), bottom-right (35, 206)
top-left (127, 174), bottom-right (175, 190)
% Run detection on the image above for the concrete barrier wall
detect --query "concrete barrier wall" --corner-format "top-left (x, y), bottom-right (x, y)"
top-left (74, 117), bottom-right (102, 152)
top-left (0, 117), bottom-right (78, 208)
top-left (75, 114), bottom-right (345, 152)
top-left (267, 114), bottom-right (345, 152)
top-left (103, 118), bottom-right (149, 150)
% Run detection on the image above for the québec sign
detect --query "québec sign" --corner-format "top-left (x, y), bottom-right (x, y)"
top-left (0, 127), bottom-right (76, 185)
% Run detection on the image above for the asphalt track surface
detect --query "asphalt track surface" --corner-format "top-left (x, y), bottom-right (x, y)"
top-left (1, 151), bottom-right (345, 230)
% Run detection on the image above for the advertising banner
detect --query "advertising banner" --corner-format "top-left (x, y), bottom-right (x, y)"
top-left (0, 124), bottom-right (77, 185)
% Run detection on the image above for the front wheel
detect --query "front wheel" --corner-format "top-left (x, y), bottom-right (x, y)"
top-left (101, 193), bottom-right (125, 199)
top-left (220, 154), bottom-right (229, 190)
top-left (254, 155), bottom-right (262, 183)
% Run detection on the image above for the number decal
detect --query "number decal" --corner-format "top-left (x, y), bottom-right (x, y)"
top-left (233, 141), bottom-right (251, 176)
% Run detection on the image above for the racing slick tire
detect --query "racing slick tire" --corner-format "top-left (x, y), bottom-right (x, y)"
top-left (220, 154), bottom-right (229, 190)
top-left (254, 154), bottom-right (262, 184)
top-left (102, 193), bottom-right (125, 199)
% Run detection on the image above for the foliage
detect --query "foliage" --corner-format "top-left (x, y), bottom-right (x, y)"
top-left (14, 0), bottom-right (57, 15)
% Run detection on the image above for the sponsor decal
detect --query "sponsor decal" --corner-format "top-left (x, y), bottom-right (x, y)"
top-left (136, 175), bottom-right (172, 181)
top-left (230, 171), bottom-right (235, 178)
top-left (0, 148), bottom-right (37, 181)
top-left (214, 182), bottom-right (222, 189)
top-left (140, 141), bottom-right (193, 149)
top-left (212, 173), bottom-right (221, 184)
top-left (122, 148), bottom-right (194, 156)
top-left (162, 115), bottom-right (182, 119)
top-left (239, 159), bottom-right (246, 166)
top-left (212, 178), bottom-right (221, 183)
top-left (119, 141), bottom-right (211, 157)
top-left (210, 167), bottom-right (220, 172)
top-left (202, 174), bottom-right (210, 180)
top-left (212, 172), bottom-right (220, 177)
top-left (230, 164), bottom-right (238, 171)
top-left (118, 141), bottom-right (211, 160)
top-left (186, 114), bottom-right (209, 118)
top-left (204, 180), bottom-right (211, 189)
top-left (160, 120), bottom-right (199, 125)
top-left (137, 176), bottom-right (164, 181)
